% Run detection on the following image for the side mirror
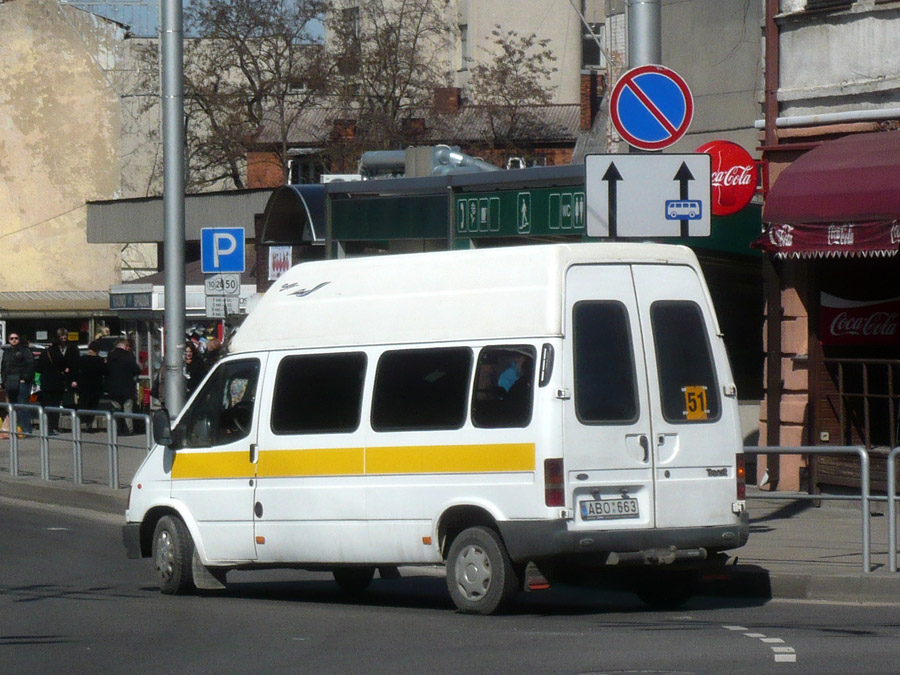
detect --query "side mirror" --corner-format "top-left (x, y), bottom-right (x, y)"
top-left (152, 408), bottom-right (174, 447)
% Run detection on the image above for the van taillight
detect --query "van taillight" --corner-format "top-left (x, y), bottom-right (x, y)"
top-left (544, 458), bottom-right (565, 507)
top-left (736, 454), bottom-right (746, 500)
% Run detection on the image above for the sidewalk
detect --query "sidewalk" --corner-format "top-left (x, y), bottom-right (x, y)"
top-left (3, 434), bottom-right (900, 604)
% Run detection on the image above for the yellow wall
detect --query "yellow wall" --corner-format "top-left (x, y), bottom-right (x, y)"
top-left (0, 0), bottom-right (125, 292)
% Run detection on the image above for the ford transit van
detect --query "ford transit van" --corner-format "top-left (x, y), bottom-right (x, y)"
top-left (123, 243), bottom-right (749, 614)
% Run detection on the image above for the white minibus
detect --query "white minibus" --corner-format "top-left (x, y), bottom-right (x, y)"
top-left (124, 243), bottom-right (748, 614)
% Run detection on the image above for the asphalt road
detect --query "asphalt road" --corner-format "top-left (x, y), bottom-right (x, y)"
top-left (3, 499), bottom-right (900, 675)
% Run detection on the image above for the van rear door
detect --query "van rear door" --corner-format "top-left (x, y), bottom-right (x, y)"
top-left (563, 264), bottom-right (657, 532)
top-left (631, 264), bottom-right (739, 529)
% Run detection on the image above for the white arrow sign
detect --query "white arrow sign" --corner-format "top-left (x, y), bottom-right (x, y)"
top-left (585, 153), bottom-right (711, 238)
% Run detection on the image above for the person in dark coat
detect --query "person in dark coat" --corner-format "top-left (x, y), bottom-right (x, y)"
top-left (105, 339), bottom-right (140, 435)
top-left (184, 342), bottom-right (206, 396)
top-left (77, 341), bottom-right (107, 431)
top-left (1, 332), bottom-right (35, 433)
top-left (56, 328), bottom-right (81, 399)
top-left (36, 335), bottom-right (69, 433)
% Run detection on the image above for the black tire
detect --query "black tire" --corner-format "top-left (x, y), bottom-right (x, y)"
top-left (333, 567), bottom-right (376, 594)
top-left (635, 570), bottom-right (697, 609)
top-left (152, 515), bottom-right (196, 595)
top-left (446, 526), bottom-right (519, 615)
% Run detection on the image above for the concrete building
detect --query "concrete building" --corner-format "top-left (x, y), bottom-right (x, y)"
top-left (755, 0), bottom-right (900, 492)
top-left (0, 0), bottom-right (159, 341)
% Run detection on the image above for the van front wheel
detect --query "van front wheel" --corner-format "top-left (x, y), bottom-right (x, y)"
top-left (152, 515), bottom-right (196, 595)
top-left (333, 567), bottom-right (376, 594)
top-left (446, 526), bottom-right (519, 614)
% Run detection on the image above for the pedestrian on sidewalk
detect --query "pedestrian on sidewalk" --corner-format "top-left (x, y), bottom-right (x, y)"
top-left (1, 333), bottom-right (35, 435)
top-left (36, 334), bottom-right (70, 434)
top-left (106, 339), bottom-right (140, 436)
top-left (77, 340), bottom-right (106, 430)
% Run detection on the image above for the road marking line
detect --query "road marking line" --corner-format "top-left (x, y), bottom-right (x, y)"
top-left (724, 626), bottom-right (798, 665)
top-left (775, 654), bottom-right (798, 663)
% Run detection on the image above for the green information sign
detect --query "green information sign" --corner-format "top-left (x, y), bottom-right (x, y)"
top-left (454, 187), bottom-right (586, 237)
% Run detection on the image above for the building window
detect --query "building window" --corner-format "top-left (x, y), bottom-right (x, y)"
top-left (804, 0), bottom-right (852, 10)
top-left (582, 22), bottom-right (605, 69)
top-left (288, 154), bottom-right (326, 184)
top-left (458, 23), bottom-right (469, 71)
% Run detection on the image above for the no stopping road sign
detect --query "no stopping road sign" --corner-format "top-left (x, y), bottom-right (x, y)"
top-left (610, 64), bottom-right (694, 151)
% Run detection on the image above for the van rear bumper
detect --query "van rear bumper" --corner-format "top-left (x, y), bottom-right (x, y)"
top-left (498, 512), bottom-right (750, 564)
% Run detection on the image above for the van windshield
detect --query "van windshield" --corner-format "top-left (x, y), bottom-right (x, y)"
top-left (173, 359), bottom-right (261, 448)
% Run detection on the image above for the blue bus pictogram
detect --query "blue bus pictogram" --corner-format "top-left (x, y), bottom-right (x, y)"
top-left (665, 200), bottom-right (702, 220)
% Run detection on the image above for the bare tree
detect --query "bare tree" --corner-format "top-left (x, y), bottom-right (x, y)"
top-left (137, 0), bottom-right (328, 192)
top-left (325, 0), bottom-right (449, 154)
top-left (467, 26), bottom-right (558, 151)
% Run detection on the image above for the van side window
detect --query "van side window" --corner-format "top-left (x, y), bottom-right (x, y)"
top-left (174, 359), bottom-right (260, 448)
top-left (650, 301), bottom-right (721, 423)
top-left (471, 346), bottom-right (535, 428)
top-left (271, 353), bottom-right (367, 434)
top-left (372, 347), bottom-right (472, 431)
top-left (573, 301), bottom-right (639, 424)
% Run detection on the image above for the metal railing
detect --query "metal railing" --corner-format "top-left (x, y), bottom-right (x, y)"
top-left (2, 402), bottom-right (151, 489)
top-left (744, 445), bottom-right (871, 572)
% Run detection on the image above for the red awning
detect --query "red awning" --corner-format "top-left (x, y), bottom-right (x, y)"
top-left (756, 130), bottom-right (900, 258)
top-left (752, 220), bottom-right (900, 258)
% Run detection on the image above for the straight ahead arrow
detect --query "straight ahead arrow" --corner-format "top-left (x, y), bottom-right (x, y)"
top-left (674, 162), bottom-right (695, 237)
top-left (602, 162), bottom-right (623, 239)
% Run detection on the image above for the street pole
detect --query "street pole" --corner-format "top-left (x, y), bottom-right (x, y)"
top-left (626, 0), bottom-right (661, 67)
top-left (161, 0), bottom-right (186, 414)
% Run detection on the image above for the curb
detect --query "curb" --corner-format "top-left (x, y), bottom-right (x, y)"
top-left (0, 474), bottom-right (127, 516)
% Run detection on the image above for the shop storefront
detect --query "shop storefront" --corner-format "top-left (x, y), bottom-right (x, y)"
top-left (755, 130), bottom-right (900, 492)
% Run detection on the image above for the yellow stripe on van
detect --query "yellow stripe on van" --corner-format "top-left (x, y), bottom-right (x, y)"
top-left (171, 450), bottom-right (255, 480)
top-left (172, 443), bottom-right (535, 480)
top-left (366, 443), bottom-right (535, 475)
top-left (257, 447), bottom-right (365, 477)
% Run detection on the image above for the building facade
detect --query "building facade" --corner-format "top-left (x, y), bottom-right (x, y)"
top-left (756, 0), bottom-right (900, 491)
top-left (0, 0), bottom-right (159, 342)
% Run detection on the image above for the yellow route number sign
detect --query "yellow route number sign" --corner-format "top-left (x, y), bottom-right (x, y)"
top-left (682, 385), bottom-right (709, 421)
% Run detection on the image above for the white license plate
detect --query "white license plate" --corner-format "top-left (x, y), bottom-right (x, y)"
top-left (580, 497), bottom-right (640, 520)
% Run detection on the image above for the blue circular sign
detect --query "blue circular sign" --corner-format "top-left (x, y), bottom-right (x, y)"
top-left (610, 65), bottom-right (694, 150)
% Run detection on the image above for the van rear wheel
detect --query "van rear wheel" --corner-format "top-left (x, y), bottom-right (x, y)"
top-left (152, 515), bottom-right (196, 595)
top-left (333, 567), bottom-right (376, 594)
top-left (446, 526), bottom-right (519, 615)
top-left (635, 570), bottom-right (698, 609)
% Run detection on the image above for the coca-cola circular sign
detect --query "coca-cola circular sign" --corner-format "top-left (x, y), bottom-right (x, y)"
top-left (696, 140), bottom-right (758, 216)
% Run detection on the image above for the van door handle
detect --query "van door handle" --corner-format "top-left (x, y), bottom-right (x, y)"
top-left (638, 435), bottom-right (649, 463)
top-left (249, 443), bottom-right (258, 464)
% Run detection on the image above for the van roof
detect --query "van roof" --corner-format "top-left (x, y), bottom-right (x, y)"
top-left (229, 243), bottom-right (701, 353)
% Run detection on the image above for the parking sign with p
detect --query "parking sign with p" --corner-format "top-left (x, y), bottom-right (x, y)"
top-left (201, 227), bottom-right (245, 273)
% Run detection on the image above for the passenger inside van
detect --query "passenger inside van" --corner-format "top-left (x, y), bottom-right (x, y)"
top-left (471, 347), bottom-right (535, 428)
